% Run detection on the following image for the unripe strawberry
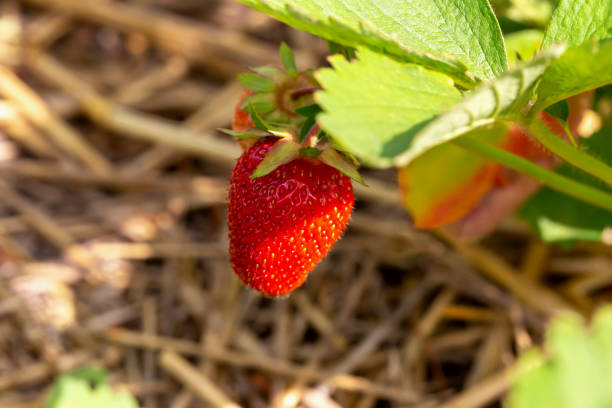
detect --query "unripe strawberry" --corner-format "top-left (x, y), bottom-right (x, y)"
top-left (232, 90), bottom-right (255, 131)
top-left (228, 138), bottom-right (354, 297)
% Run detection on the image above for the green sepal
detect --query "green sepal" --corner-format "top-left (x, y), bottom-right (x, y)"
top-left (319, 148), bottom-right (365, 185)
top-left (299, 147), bottom-right (322, 157)
top-left (237, 73), bottom-right (275, 92)
top-left (241, 91), bottom-right (275, 109)
top-left (242, 101), bottom-right (277, 115)
top-left (218, 128), bottom-right (270, 140)
top-left (295, 104), bottom-right (322, 117)
top-left (295, 104), bottom-right (322, 142)
top-left (251, 139), bottom-right (302, 178)
top-left (250, 65), bottom-right (283, 79)
top-left (246, 103), bottom-right (271, 131)
top-left (545, 100), bottom-right (569, 123)
top-left (336, 148), bottom-right (360, 167)
top-left (267, 129), bottom-right (294, 139)
top-left (280, 42), bottom-right (298, 75)
top-left (299, 116), bottom-right (316, 142)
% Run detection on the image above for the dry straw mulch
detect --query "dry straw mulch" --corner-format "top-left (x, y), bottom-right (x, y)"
top-left (0, 1), bottom-right (610, 407)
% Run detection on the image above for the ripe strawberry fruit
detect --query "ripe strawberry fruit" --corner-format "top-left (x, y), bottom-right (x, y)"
top-left (228, 138), bottom-right (354, 297)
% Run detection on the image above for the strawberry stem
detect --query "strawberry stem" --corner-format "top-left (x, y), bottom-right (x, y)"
top-left (291, 87), bottom-right (321, 100)
top-left (454, 137), bottom-right (612, 212)
top-left (525, 117), bottom-right (612, 187)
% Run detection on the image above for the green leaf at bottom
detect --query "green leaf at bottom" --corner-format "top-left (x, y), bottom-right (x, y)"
top-left (46, 369), bottom-right (138, 408)
top-left (508, 307), bottom-right (612, 408)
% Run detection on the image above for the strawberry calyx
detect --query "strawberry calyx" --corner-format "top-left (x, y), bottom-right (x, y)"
top-left (224, 43), bottom-right (364, 185)
top-left (235, 42), bottom-right (319, 134)
top-left (244, 128), bottom-right (364, 185)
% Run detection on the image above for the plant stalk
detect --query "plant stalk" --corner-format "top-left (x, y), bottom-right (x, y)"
top-left (525, 118), bottom-right (612, 186)
top-left (453, 137), bottom-right (612, 212)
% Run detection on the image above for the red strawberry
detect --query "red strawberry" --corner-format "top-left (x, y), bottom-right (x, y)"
top-left (228, 138), bottom-right (354, 297)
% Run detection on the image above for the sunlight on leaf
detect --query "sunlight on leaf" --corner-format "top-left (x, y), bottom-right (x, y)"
top-left (542, 0), bottom-right (612, 49)
top-left (237, 0), bottom-right (508, 85)
top-left (391, 46), bottom-right (564, 167)
top-left (315, 47), bottom-right (462, 168)
top-left (533, 40), bottom-right (612, 112)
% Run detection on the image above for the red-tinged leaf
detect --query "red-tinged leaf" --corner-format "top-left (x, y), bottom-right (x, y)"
top-left (399, 92), bottom-right (594, 232)
top-left (398, 124), bottom-right (508, 229)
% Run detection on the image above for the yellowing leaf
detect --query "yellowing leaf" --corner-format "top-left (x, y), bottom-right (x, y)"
top-left (398, 124), bottom-right (507, 228)
top-left (508, 306), bottom-right (612, 408)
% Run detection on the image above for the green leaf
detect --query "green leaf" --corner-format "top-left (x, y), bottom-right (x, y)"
top-left (237, 73), bottom-right (275, 92)
top-left (251, 139), bottom-right (302, 177)
top-left (541, 0), bottom-right (612, 49)
top-left (237, 0), bottom-right (509, 85)
top-left (509, 307), bottom-right (612, 408)
top-left (509, 349), bottom-right (563, 408)
top-left (532, 40), bottom-right (612, 112)
top-left (279, 42), bottom-right (297, 75)
top-left (315, 47), bottom-right (462, 168)
top-left (250, 65), bottom-right (284, 79)
top-left (391, 46), bottom-right (564, 167)
top-left (500, 0), bottom-right (555, 27)
top-left (505, 29), bottom-right (543, 67)
top-left (528, 217), bottom-right (607, 242)
top-left (520, 129), bottom-right (612, 244)
top-left (46, 369), bottom-right (138, 408)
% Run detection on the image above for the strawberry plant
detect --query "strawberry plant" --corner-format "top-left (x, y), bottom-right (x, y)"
top-left (225, 44), bottom-right (361, 296)
top-left (509, 306), bottom-right (612, 408)
top-left (227, 137), bottom-right (354, 297)
top-left (227, 0), bottom-right (612, 258)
